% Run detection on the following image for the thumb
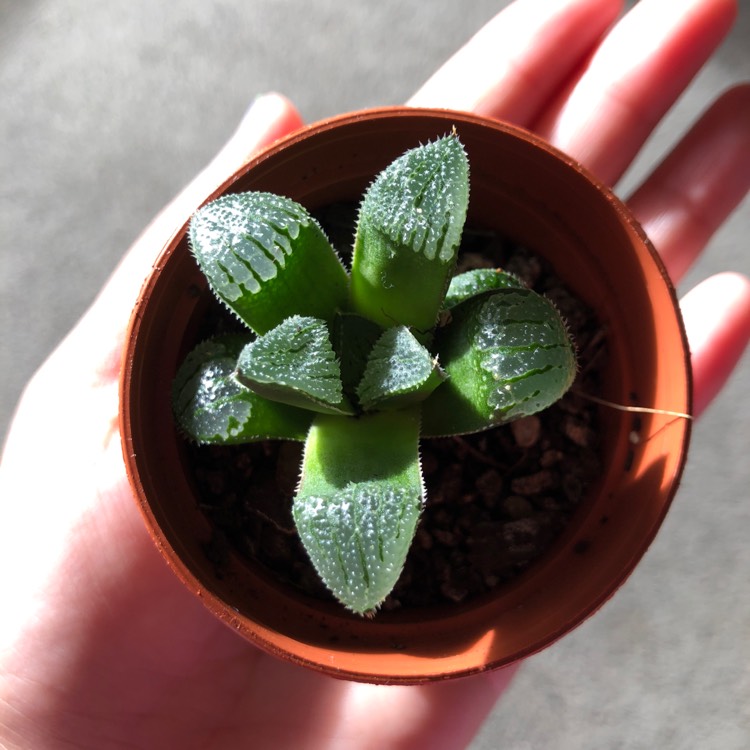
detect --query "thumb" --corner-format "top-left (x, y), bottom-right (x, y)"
top-left (680, 272), bottom-right (750, 418)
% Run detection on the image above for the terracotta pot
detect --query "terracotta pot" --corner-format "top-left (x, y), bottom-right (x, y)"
top-left (120, 107), bottom-right (692, 684)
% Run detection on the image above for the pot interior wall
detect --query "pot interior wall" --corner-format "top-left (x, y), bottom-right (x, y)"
top-left (121, 109), bottom-right (691, 683)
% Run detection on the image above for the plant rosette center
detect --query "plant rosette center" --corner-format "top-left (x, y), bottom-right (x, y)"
top-left (173, 134), bottom-right (577, 616)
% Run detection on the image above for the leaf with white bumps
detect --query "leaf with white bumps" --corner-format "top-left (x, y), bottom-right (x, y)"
top-left (190, 192), bottom-right (349, 334)
top-left (350, 134), bottom-right (469, 334)
top-left (293, 410), bottom-right (423, 614)
top-left (422, 288), bottom-right (577, 436)
top-left (236, 316), bottom-right (354, 415)
top-left (356, 326), bottom-right (445, 411)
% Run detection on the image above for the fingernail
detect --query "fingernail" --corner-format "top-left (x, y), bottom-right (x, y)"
top-left (239, 92), bottom-right (278, 126)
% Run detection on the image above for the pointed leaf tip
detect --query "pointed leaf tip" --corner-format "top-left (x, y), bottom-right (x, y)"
top-left (236, 316), bottom-right (354, 415)
top-left (443, 268), bottom-right (526, 309)
top-left (350, 134), bottom-right (470, 332)
top-left (294, 481), bottom-right (423, 614)
top-left (358, 134), bottom-right (470, 263)
top-left (356, 325), bottom-right (445, 411)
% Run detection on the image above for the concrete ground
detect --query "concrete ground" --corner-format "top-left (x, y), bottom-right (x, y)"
top-left (2, 1), bottom-right (748, 747)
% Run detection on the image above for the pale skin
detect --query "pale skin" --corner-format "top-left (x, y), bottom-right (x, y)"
top-left (1, 0), bottom-right (749, 747)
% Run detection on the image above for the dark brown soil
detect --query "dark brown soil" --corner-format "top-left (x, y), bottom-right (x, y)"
top-left (185, 206), bottom-right (606, 611)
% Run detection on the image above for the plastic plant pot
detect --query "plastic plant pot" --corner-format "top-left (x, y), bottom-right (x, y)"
top-left (119, 107), bottom-right (692, 684)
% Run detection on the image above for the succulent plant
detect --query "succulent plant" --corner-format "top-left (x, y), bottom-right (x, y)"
top-left (173, 134), bottom-right (577, 615)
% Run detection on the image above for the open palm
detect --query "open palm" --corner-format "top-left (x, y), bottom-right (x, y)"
top-left (2, 1), bottom-right (749, 748)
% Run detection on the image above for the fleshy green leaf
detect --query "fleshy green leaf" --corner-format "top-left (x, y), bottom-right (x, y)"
top-left (236, 316), bottom-right (354, 415)
top-left (293, 410), bottom-right (423, 615)
top-left (443, 268), bottom-right (525, 309)
top-left (189, 192), bottom-right (349, 334)
top-left (356, 326), bottom-right (445, 411)
top-left (422, 288), bottom-right (577, 436)
top-left (349, 134), bottom-right (469, 334)
top-left (172, 335), bottom-right (312, 443)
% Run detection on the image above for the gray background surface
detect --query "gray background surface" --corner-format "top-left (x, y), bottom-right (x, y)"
top-left (1, 1), bottom-right (748, 747)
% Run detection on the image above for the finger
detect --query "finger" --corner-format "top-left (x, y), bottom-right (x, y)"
top-left (681, 273), bottom-right (750, 418)
top-left (536, 0), bottom-right (737, 185)
top-left (628, 85), bottom-right (750, 284)
top-left (333, 662), bottom-right (520, 749)
top-left (408, 0), bottom-right (623, 126)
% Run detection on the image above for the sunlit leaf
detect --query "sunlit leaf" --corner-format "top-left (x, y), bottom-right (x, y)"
top-left (422, 288), bottom-right (577, 436)
top-left (190, 192), bottom-right (349, 334)
top-left (350, 135), bottom-right (469, 334)
top-left (236, 316), bottom-right (354, 415)
top-left (293, 410), bottom-right (423, 615)
top-left (356, 326), bottom-right (445, 411)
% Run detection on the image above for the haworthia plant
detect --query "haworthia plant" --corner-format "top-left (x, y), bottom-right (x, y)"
top-left (173, 134), bottom-right (577, 615)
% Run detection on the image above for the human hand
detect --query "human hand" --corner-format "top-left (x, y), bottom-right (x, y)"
top-left (1, 1), bottom-right (748, 748)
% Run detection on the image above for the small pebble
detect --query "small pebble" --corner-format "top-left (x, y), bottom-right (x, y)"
top-left (563, 415), bottom-right (594, 447)
top-left (511, 470), bottom-right (557, 496)
top-left (476, 468), bottom-right (502, 499)
top-left (511, 415), bottom-right (541, 447)
top-left (540, 449), bottom-right (565, 467)
top-left (502, 495), bottom-right (534, 519)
